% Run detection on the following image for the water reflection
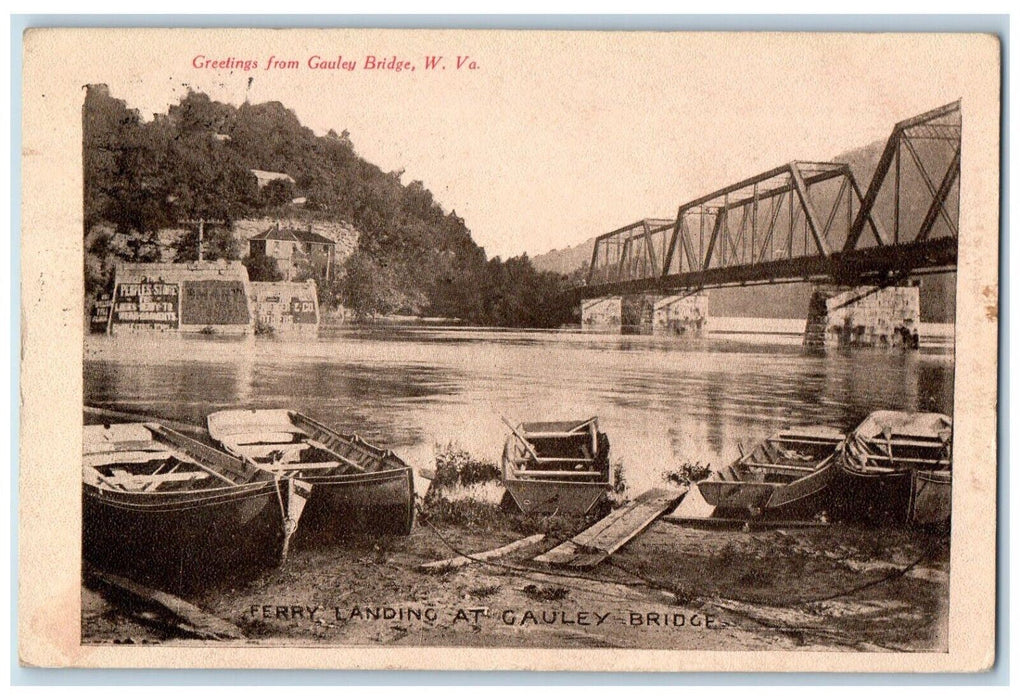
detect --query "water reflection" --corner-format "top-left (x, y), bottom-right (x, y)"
top-left (84, 326), bottom-right (954, 493)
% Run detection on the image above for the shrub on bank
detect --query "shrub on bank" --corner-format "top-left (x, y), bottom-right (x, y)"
top-left (661, 461), bottom-right (712, 487)
top-left (431, 444), bottom-right (501, 488)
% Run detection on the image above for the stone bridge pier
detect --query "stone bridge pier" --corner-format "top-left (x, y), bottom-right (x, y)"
top-left (651, 293), bottom-right (709, 336)
top-left (804, 282), bottom-right (921, 348)
top-left (581, 293), bottom-right (709, 335)
top-left (580, 296), bottom-right (622, 332)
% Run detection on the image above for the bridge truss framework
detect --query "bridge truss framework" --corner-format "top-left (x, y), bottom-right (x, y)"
top-left (582, 101), bottom-right (961, 299)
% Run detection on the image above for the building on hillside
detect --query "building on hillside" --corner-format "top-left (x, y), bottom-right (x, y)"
top-left (250, 169), bottom-right (296, 189)
top-left (248, 223), bottom-right (336, 281)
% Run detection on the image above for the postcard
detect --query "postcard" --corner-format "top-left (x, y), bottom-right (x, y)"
top-left (18, 27), bottom-right (999, 672)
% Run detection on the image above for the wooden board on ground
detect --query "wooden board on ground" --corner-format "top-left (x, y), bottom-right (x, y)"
top-left (84, 566), bottom-right (244, 640)
top-left (419, 533), bottom-right (546, 572)
top-left (534, 487), bottom-right (686, 569)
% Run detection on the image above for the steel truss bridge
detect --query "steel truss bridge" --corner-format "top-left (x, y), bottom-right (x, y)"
top-left (579, 101), bottom-right (961, 300)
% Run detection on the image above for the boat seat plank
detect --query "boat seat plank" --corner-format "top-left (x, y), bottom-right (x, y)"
top-left (533, 488), bottom-right (685, 569)
top-left (775, 438), bottom-right (842, 446)
top-left (84, 451), bottom-right (177, 468)
top-left (305, 439), bottom-right (366, 472)
top-left (512, 470), bottom-right (605, 478)
top-left (259, 461), bottom-right (341, 472)
top-left (106, 471), bottom-right (212, 491)
top-left (859, 455), bottom-right (950, 465)
top-left (742, 461), bottom-right (817, 473)
top-left (520, 431), bottom-right (592, 439)
top-left (514, 456), bottom-right (594, 464)
top-left (235, 432), bottom-right (301, 446)
top-left (861, 437), bottom-right (950, 449)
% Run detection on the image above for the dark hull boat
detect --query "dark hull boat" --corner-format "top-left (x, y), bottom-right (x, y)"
top-left (83, 422), bottom-right (309, 591)
top-left (834, 411), bottom-right (952, 524)
top-left (501, 417), bottom-right (612, 515)
top-left (696, 425), bottom-right (844, 517)
top-left (909, 469), bottom-right (952, 526)
top-left (207, 409), bottom-right (415, 538)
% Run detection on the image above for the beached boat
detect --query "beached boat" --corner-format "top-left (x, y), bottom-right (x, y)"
top-left (83, 422), bottom-right (309, 589)
top-left (696, 425), bottom-right (845, 516)
top-left (908, 469), bottom-right (952, 526)
top-left (834, 411), bottom-right (952, 522)
top-left (501, 417), bottom-right (613, 515)
top-left (206, 409), bottom-right (415, 537)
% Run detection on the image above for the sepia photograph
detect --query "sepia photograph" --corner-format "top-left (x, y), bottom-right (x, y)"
top-left (17, 27), bottom-right (1000, 672)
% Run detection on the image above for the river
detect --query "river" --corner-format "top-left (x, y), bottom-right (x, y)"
top-left (83, 319), bottom-right (955, 494)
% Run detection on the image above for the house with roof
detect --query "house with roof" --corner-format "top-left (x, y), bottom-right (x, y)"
top-left (250, 169), bottom-right (296, 189)
top-left (248, 224), bottom-right (336, 281)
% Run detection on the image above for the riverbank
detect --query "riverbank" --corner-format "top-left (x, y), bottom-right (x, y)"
top-left (82, 462), bottom-right (949, 651)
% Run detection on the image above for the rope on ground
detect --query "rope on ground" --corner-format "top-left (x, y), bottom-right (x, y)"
top-left (606, 531), bottom-right (950, 608)
top-left (415, 492), bottom-right (949, 611)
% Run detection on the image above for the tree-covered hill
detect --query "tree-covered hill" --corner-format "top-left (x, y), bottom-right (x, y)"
top-left (83, 85), bottom-right (574, 326)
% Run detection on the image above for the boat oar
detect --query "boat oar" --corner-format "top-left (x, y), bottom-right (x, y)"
top-left (497, 414), bottom-right (540, 461)
top-left (84, 405), bottom-right (208, 440)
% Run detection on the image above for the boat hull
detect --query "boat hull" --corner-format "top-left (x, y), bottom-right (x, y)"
top-left (82, 480), bottom-right (287, 592)
top-left (697, 480), bottom-right (775, 511)
top-left (832, 459), bottom-right (914, 523)
top-left (298, 467), bottom-right (415, 538)
top-left (206, 409), bottom-right (416, 539)
top-left (908, 469), bottom-right (952, 526)
top-left (503, 478), bottom-right (608, 515)
top-left (698, 463), bottom-right (836, 513)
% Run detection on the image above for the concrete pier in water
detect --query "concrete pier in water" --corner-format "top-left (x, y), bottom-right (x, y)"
top-left (651, 293), bottom-right (709, 336)
top-left (581, 296), bottom-right (622, 332)
top-left (803, 283), bottom-right (921, 348)
top-left (582, 293), bottom-right (708, 335)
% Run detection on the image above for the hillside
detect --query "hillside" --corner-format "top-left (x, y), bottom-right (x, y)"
top-left (530, 139), bottom-right (957, 322)
top-left (83, 85), bottom-right (572, 326)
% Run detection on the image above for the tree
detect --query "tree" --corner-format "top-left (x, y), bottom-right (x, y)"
top-left (339, 251), bottom-right (419, 318)
top-left (174, 225), bottom-right (241, 262)
top-left (261, 178), bottom-right (296, 207)
top-left (242, 251), bottom-right (284, 282)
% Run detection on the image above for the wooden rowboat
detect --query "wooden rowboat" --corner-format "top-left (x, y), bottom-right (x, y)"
top-left (501, 417), bottom-right (613, 515)
top-left (834, 410), bottom-right (952, 523)
top-left (207, 409), bottom-right (415, 538)
top-left (83, 422), bottom-right (309, 591)
top-left (908, 469), bottom-right (952, 526)
top-left (696, 425), bottom-right (844, 516)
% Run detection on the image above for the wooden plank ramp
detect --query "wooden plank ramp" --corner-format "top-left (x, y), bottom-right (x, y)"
top-left (419, 533), bottom-right (546, 572)
top-left (84, 566), bottom-right (244, 640)
top-left (533, 487), bottom-right (686, 569)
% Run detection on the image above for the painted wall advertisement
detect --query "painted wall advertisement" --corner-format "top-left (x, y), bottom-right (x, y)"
top-left (111, 282), bottom-right (180, 330)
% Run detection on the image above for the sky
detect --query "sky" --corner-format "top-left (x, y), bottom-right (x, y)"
top-left (80, 29), bottom-right (997, 260)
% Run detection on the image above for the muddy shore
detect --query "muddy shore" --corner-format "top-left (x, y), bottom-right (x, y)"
top-left (83, 480), bottom-right (949, 651)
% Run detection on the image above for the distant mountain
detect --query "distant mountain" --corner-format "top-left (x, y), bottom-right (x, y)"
top-left (531, 241), bottom-right (597, 278)
top-left (531, 137), bottom-right (957, 322)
